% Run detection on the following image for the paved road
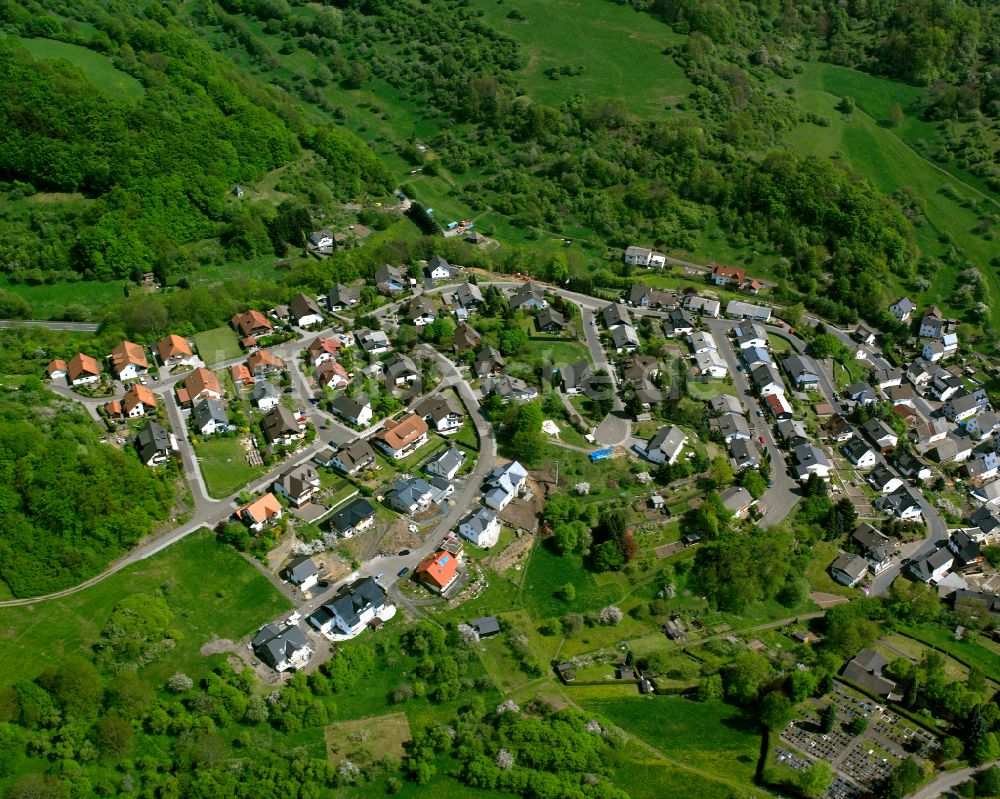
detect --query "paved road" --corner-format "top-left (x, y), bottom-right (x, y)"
top-left (905, 762), bottom-right (997, 799)
top-left (705, 318), bottom-right (800, 527)
top-left (0, 319), bottom-right (100, 332)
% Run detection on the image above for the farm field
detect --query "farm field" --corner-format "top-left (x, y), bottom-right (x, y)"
top-left (194, 435), bottom-right (264, 498)
top-left (0, 530), bottom-right (291, 685)
top-left (13, 36), bottom-right (145, 99)
top-left (325, 712), bottom-right (411, 767)
top-left (192, 325), bottom-right (243, 365)
top-left (472, 0), bottom-right (693, 119)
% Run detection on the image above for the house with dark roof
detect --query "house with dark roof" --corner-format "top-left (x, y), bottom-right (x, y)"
top-left (851, 523), bottom-right (895, 574)
top-left (426, 255), bottom-right (453, 282)
top-left (283, 556), bottom-right (319, 591)
top-left (375, 264), bottom-right (406, 294)
top-left (425, 446), bottom-right (466, 481)
top-left (384, 352), bottom-right (419, 386)
top-left (474, 346), bottom-right (506, 378)
top-left (843, 438), bottom-right (878, 470)
top-left (328, 283), bottom-right (361, 311)
top-left (728, 439), bottom-right (760, 470)
top-left (262, 405), bottom-right (304, 446)
top-left (830, 553), bottom-right (868, 587)
top-left (861, 416), bottom-right (899, 451)
top-left (482, 374), bottom-right (538, 404)
top-left (906, 546), bottom-right (953, 583)
top-left (252, 623), bottom-right (313, 672)
top-left (414, 395), bottom-right (464, 433)
top-left (328, 497), bottom-right (376, 538)
top-left (845, 382), bottom-right (878, 406)
top-left (191, 398), bottom-right (230, 436)
top-left (867, 463), bottom-right (902, 494)
top-left (949, 530), bottom-right (982, 568)
top-left (602, 303), bottom-right (632, 329)
top-left (877, 484), bottom-right (924, 521)
top-left (273, 464), bottom-right (321, 507)
top-left (452, 322), bottom-right (483, 354)
top-left (662, 308), bottom-right (694, 338)
top-left (842, 648), bottom-right (900, 699)
top-left (537, 307), bottom-right (566, 333)
top-left (450, 282), bottom-right (484, 313)
top-left (135, 421), bottom-right (173, 466)
top-left (308, 578), bottom-right (386, 636)
top-left (509, 281), bottom-right (547, 311)
top-left (331, 395), bottom-right (373, 426)
top-left (710, 412), bottom-right (751, 443)
top-left (386, 477), bottom-right (437, 514)
top-left (406, 296), bottom-right (437, 326)
top-left (458, 507), bottom-right (501, 548)
top-left (642, 426), bottom-right (687, 465)
top-left (327, 439), bottom-right (376, 475)
top-left (782, 355), bottom-right (819, 388)
top-left (560, 359), bottom-right (594, 395)
top-left (249, 380), bottom-right (281, 410)
top-left (471, 616), bottom-right (501, 637)
top-left (289, 293), bottom-right (324, 327)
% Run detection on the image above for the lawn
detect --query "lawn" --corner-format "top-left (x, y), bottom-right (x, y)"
top-left (0, 274), bottom-right (120, 321)
top-left (581, 695), bottom-right (765, 793)
top-left (898, 624), bottom-right (1000, 681)
top-left (0, 529), bottom-right (292, 685)
top-left (194, 435), bottom-right (264, 498)
top-left (15, 36), bottom-right (145, 100)
top-left (523, 336), bottom-right (591, 372)
top-left (192, 326), bottom-right (243, 365)
top-left (521, 539), bottom-right (627, 619)
top-left (472, 0), bottom-right (693, 119)
top-left (325, 712), bottom-right (411, 767)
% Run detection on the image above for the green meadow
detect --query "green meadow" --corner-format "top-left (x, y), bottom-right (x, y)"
top-left (14, 36), bottom-right (145, 99)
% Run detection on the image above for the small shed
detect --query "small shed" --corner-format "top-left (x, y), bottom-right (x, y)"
top-left (649, 494), bottom-right (666, 510)
top-left (556, 662), bottom-right (576, 682)
top-left (471, 616), bottom-right (501, 638)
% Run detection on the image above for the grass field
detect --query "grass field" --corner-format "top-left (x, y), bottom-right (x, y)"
top-left (0, 274), bottom-right (120, 321)
top-left (582, 695), bottom-right (764, 794)
top-left (521, 540), bottom-right (627, 619)
top-left (15, 36), bottom-right (145, 99)
top-left (781, 68), bottom-right (1000, 330)
top-left (194, 435), bottom-right (264, 498)
top-left (473, 0), bottom-right (693, 119)
top-left (898, 624), bottom-right (1000, 681)
top-left (192, 326), bottom-right (242, 365)
top-left (0, 530), bottom-right (291, 685)
top-left (325, 712), bottom-right (411, 766)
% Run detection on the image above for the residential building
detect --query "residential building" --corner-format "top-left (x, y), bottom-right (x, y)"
top-left (156, 334), bottom-right (194, 368)
top-left (750, 364), bottom-right (785, 396)
top-left (474, 345), bottom-right (506, 378)
top-left (602, 303), bottom-right (632, 329)
top-left (384, 352), bottom-right (420, 387)
top-left (356, 328), bottom-right (391, 354)
top-left (782, 355), bottom-right (820, 388)
top-left (830, 553), bottom-right (869, 587)
top-left (823, 415), bottom-right (854, 443)
top-left (868, 463), bottom-right (903, 494)
top-left (458, 507), bottom-right (501, 548)
top-left (283, 556), bottom-right (319, 592)
top-left (843, 438), bottom-right (878, 470)
top-left (845, 382), bottom-right (878, 406)
top-left (328, 283), bottom-right (361, 311)
top-left (251, 623), bottom-right (312, 672)
top-left (662, 308), bottom-right (694, 337)
top-left (406, 296), bottom-right (437, 326)
top-left (733, 323), bottom-right (767, 349)
top-left (509, 281), bottom-right (547, 311)
top-left (792, 444), bottom-right (832, 481)
top-left (932, 434), bottom-right (975, 465)
top-left (135, 421), bottom-right (173, 466)
top-left (643, 425), bottom-right (687, 465)
top-left (249, 380), bottom-right (281, 410)
top-left (307, 336), bottom-right (341, 367)
top-left (482, 461), bottom-right (528, 510)
top-left (375, 264), bottom-right (406, 293)
top-left (906, 547), bottom-right (953, 583)
top-left (973, 480), bottom-right (1000, 506)
top-left (314, 360), bottom-right (350, 390)
top-left (627, 285), bottom-right (676, 308)
top-left (776, 418), bottom-right (809, 448)
top-left (710, 413), bottom-right (751, 443)
top-left (965, 452), bottom-right (1000, 483)
top-left (966, 412), bottom-right (1000, 441)
top-left (109, 340), bottom-right (148, 380)
top-left (449, 282), bottom-right (484, 313)
top-left (683, 295), bottom-right (720, 316)
top-left (852, 523), bottom-right (895, 574)
top-left (235, 493), bottom-right (283, 532)
top-left (718, 486), bottom-right (755, 517)
top-left (327, 439), bottom-right (376, 475)
top-left (877, 485), bottom-right (924, 521)
top-left (889, 297), bottom-right (916, 323)
top-left (560, 360), bottom-right (594, 395)
top-left (328, 498), bottom-right (376, 538)
top-left (945, 389), bottom-right (990, 422)
top-left (763, 392), bottom-right (793, 420)
top-left (623, 245), bottom-right (666, 268)
top-left (689, 331), bottom-right (718, 354)
top-left (610, 324), bottom-right (641, 353)
top-left (273, 464), bottom-right (320, 507)
top-left (247, 349), bottom-right (283, 378)
top-left (331, 395), bottom-right (373, 426)
top-left (374, 413), bottom-right (429, 459)
top-left (414, 395), bottom-right (464, 433)
top-left (309, 578), bottom-right (386, 635)
top-left (262, 405), bottom-right (304, 446)
top-left (426, 447), bottom-right (466, 480)
top-left (895, 451), bottom-right (932, 482)
top-left (923, 341), bottom-right (946, 363)
top-left (230, 363), bottom-right (254, 387)
top-left (385, 477), bottom-right (436, 514)
top-left (536, 307), bottom-right (566, 333)
top-left (709, 394), bottom-right (743, 415)
top-left (861, 417), bottom-right (899, 451)
top-left (308, 228), bottom-right (334, 251)
top-left (949, 530), bottom-right (983, 568)
top-left (725, 300), bottom-right (771, 322)
top-left (742, 346), bottom-right (771, 369)
top-left (231, 309), bottom-right (273, 339)
top-left (842, 649), bottom-right (900, 699)
top-left (177, 367), bottom-right (224, 406)
top-left (452, 322), bottom-right (482, 354)
top-left (289, 293), bottom-right (324, 327)
top-left (45, 359), bottom-right (67, 381)
top-left (711, 264), bottom-right (746, 287)
top-left (482, 374), bottom-right (538, 404)
top-left (120, 384), bottom-right (157, 418)
top-left (415, 550), bottom-right (460, 593)
top-left (728, 439), bottom-right (760, 469)
top-left (873, 367), bottom-right (903, 391)
top-left (426, 255), bottom-right (453, 281)
top-left (910, 418), bottom-right (949, 447)
top-left (191, 398), bottom-right (229, 435)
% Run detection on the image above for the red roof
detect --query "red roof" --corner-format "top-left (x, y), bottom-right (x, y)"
top-left (109, 340), bottom-right (148, 374)
top-left (230, 364), bottom-right (254, 385)
top-left (712, 264), bottom-right (746, 283)
top-left (68, 352), bottom-right (100, 381)
top-left (415, 550), bottom-right (458, 590)
top-left (377, 413), bottom-right (429, 451)
top-left (157, 334), bottom-right (192, 363)
top-left (46, 359), bottom-right (67, 377)
top-left (237, 493), bottom-right (282, 525)
top-left (181, 368), bottom-right (222, 402)
top-left (232, 310), bottom-right (273, 338)
top-left (123, 383), bottom-right (157, 413)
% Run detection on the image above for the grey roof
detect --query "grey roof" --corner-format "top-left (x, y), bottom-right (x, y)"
top-left (843, 437), bottom-right (875, 462)
top-left (333, 438), bottom-right (375, 471)
top-left (482, 374), bottom-right (536, 401)
top-left (710, 412), bottom-right (751, 440)
top-left (907, 546), bottom-right (952, 581)
top-left (709, 394), bottom-right (743, 415)
top-left (331, 394), bottom-right (371, 421)
top-left (610, 324), bottom-right (640, 350)
top-left (135, 421), bottom-right (171, 463)
top-left (648, 425), bottom-right (686, 458)
top-left (861, 416), bottom-right (897, 442)
top-left (252, 623), bottom-right (310, 669)
top-left (276, 463), bottom-right (318, 499)
top-left (192, 398), bottom-right (229, 430)
top-left (561, 359), bottom-right (593, 389)
top-left (663, 308), bottom-right (694, 332)
top-left (474, 345), bottom-right (505, 377)
top-left (285, 556), bottom-right (318, 583)
top-left (852, 523), bottom-right (893, 560)
top-left (893, 297), bottom-right (916, 313)
top-left (471, 616), bottom-right (500, 636)
top-left (249, 380), bottom-right (280, 404)
top-left (311, 578), bottom-right (385, 631)
top-left (831, 553), bottom-right (868, 583)
top-left (460, 506), bottom-right (497, 535)
top-left (375, 264), bottom-right (405, 288)
top-left (414, 395), bottom-right (462, 425)
top-left (262, 405), bottom-right (300, 442)
top-left (794, 444), bottom-right (830, 470)
top-left (329, 497), bottom-right (375, 533)
top-left (329, 282), bottom-right (361, 308)
top-left (509, 281), bottom-right (546, 309)
top-left (782, 355), bottom-right (818, 382)
top-left (386, 477), bottom-right (435, 511)
top-left (718, 486), bottom-right (754, 513)
top-left (427, 255), bottom-right (451, 275)
top-left (290, 292), bottom-right (323, 321)
top-left (971, 505), bottom-right (1000, 535)
top-left (385, 352), bottom-right (418, 381)
top-left (728, 438), bottom-right (760, 466)
top-left (427, 446), bottom-right (465, 477)
top-left (453, 322), bottom-right (482, 352)
top-left (845, 381), bottom-right (877, 402)
top-left (537, 307), bottom-right (565, 329)
top-left (602, 303), bottom-right (632, 328)
top-left (453, 282), bottom-right (484, 307)
top-left (868, 462), bottom-right (898, 490)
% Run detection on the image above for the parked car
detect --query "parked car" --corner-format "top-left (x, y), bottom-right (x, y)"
top-left (758, 436), bottom-right (765, 444)
top-left (407, 523), bottom-right (418, 533)
top-left (397, 567), bottom-right (409, 577)
top-left (375, 572), bottom-right (385, 581)
top-left (398, 549), bottom-right (410, 556)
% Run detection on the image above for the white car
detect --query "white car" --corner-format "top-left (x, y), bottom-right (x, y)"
top-left (408, 523), bottom-right (418, 533)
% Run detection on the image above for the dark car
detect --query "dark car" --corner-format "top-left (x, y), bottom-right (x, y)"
top-left (397, 567), bottom-right (410, 578)
top-left (316, 579), bottom-right (330, 588)
top-left (398, 549), bottom-right (410, 556)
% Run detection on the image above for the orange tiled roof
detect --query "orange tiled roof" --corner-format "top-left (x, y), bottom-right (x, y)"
top-left (308, 337), bottom-right (341, 358)
top-left (182, 367), bottom-right (222, 400)
top-left (415, 550), bottom-right (458, 589)
top-left (712, 264), bottom-right (746, 282)
top-left (46, 359), bottom-right (67, 377)
top-left (232, 309), bottom-right (273, 337)
top-left (248, 349), bottom-right (283, 371)
top-left (377, 413), bottom-right (428, 450)
top-left (230, 364), bottom-right (254, 385)
top-left (68, 352), bottom-right (100, 381)
top-left (110, 340), bottom-right (148, 372)
top-left (237, 493), bottom-right (282, 525)
top-left (123, 383), bottom-right (157, 413)
top-left (157, 334), bottom-right (192, 363)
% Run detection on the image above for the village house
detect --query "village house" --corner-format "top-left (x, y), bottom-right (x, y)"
top-left (895, 451), bottom-right (933, 482)
top-left (536, 307), bottom-right (566, 333)
top-left (109, 340), bottom-right (149, 381)
top-left (135, 421), bottom-right (173, 466)
top-left (945, 389), bottom-right (990, 422)
top-left (733, 322), bottom-right (767, 350)
top-left (932, 433), bottom-right (975, 465)
top-left (830, 553), bottom-right (869, 587)
top-left (191, 398), bottom-right (229, 435)
top-left (327, 439), bottom-right (376, 476)
top-left (384, 352), bottom-right (420, 387)
top-left (852, 523), bottom-right (895, 574)
top-left (709, 394), bottom-right (743, 415)
top-left (822, 415), bottom-right (854, 443)
top-left (482, 374), bottom-right (538, 404)
top-left (763, 392), bottom-right (794, 421)
top-left (118, 384), bottom-right (158, 419)
top-left (262, 405), bottom-right (305, 446)
top-left (45, 359), bottom-right (67, 381)
top-left (448, 282), bottom-right (484, 314)
top-left (906, 546), bottom-right (953, 583)
top-left (662, 308), bottom-right (695, 338)
top-left (331, 395), bottom-right (373, 426)
top-left (247, 349), bottom-right (283, 379)
top-left (843, 438), bottom-right (878, 470)
top-left (386, 476), bottom-right (437, 514)
top-left (426, 446), bottom-right (466, 481)
top-left (176, 367), bottom-right (223, 407)
top-left (314, 360), bottom-right (350, 390)
top-left (509, 281), bottom-right (547, 311)
top-left (248, 380), bottom-right (280, 411)
top-left (231, 309), bottom-right (273, 339)
top-left (406, 296), bottom-right (437, 327)
top-left (966, 411), bottom-right (1000, 441)
top-left (156, 334), bottom-right (194, 368)
top-left (235, 493), bottom-right (283, 532)
top-left (873, 367), bottom-right (904, 392)
top-left (694, 349), bottom-right (728, 379)
top-left (776, 419), bottom-right (809, 448)
top-left (415, 550), bottom-right (460, 594)
top-left (414, 395), bottom-right (464, 433)
top-left (375, 264), bottom-right (407, 294)
top-left (603, 303), bottom-right (632, 329)
top-left (457, 507), bottom-right (501, 548)
top-left (452, 322), bottom-right (483, 354)
top-left (482, 461), bottom-right (528, 511)
top-left (230, 363), bottom-right (254, 387)
top-left (718, 485), bottom-right (755, 517)
top-left (283, 556), bottom-right (319, 592)
top-left (751, 364), bottom-right (785, 396)
top-left (611, 324), bottom-right (641, 354)
top-left (889, 297), bottom-right (916, 323)
top-left (374, 413), bottom-right (429, 460)
top-left (328, 498), bottom-right (376, 538)
top-left (877, 485), bottom-right (924, 521)
top-left (710, 413), bottom-right (752, 443)
top-left (356, 328), bottom-right (391, 355)
top-left (307, 336), bottom-right (341, 367)
top-left (782, 355), bottom-right (820, 388)
top-left (965, 452), bottom-right (1000, 483)
top-left (792, 444), bottom-right (832, 481)
top-left (328, 283), bottom-right (361, 311)
top-left (642, 425), bottom-right (687, 465)
top-left (287, 293), bottom-right (324, 327)
top-left (273, 464), bottom-right (321, 507)
top-left (726, 300), bottom-right (772, 322)
top-left (474, 345), bottom-right (506, 378)
top-left (711, 264), bottom-right (746, 288)
top-left (309, 578), bottom-right (386, 636)
top-left (868, 463), bottom-right (903, 494)
top-left (861, 417), bottom-right (899, 451)
top-left (845, 382), bottom-right (878, 406)
top-left (308, 228), bottom-right (335, 252)
top-left (251, 623), bottom-right (313, 672)
top-left (683, 295), bottom-right (721, 317)
top-left (426, 254), bottom-right (453, 282)
top-left (742, 347), bottom-right (771, 369)
top-left (623, 245), bottom-right (666, 268)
